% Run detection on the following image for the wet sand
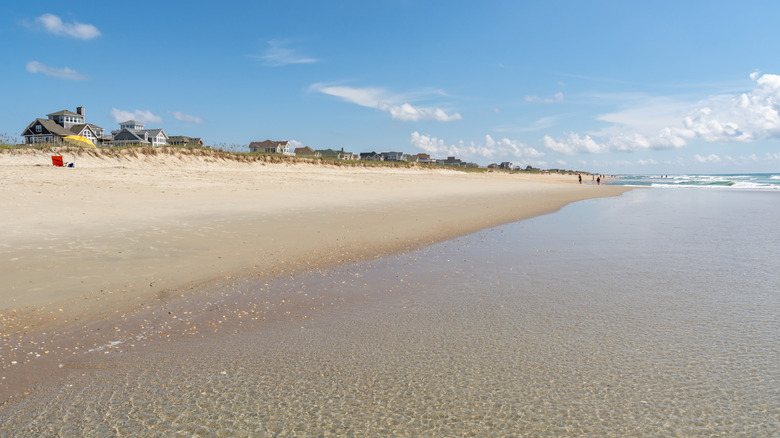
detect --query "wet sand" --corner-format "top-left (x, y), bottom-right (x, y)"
top-left (0, 147), bottom-right (629, 405)
top-left (2, 188), bottom-right (776, 436)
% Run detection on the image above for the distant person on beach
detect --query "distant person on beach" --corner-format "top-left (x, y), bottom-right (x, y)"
top-left (578, 174), bottom-right (582, 184)
top-left (597, 176), bottom-right (601, 185)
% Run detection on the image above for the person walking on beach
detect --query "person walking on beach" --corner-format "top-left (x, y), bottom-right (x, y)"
top-left (597, 176), bottom-right (601, 185)
top-left (578, 174), bottom-right (582, 184)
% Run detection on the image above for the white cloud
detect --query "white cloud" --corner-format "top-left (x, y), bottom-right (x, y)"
top-left (378, 102), bottom-right (462, 122)
top-left (26, 61), bottom-right (88, 80)
top-left (169, 111), bottom-right (205, 124)
top-left (110, 108), bottom-right (163, 124)
top-left (34, 13), bottom-right (100, 40)
top-left (542, 72), bottom-right (780, 155)
top-left (541, 133), bottom-right (611, 154)
top-left (693, 153), bottom-right (722, 163)
top-left (288, 140), bottom-right (305, 149)
top-left (314, 85), bottom-right (385, 107)
top-left (258, 40), bottom-right (317, 66)
top-left (411, 132), bottom-right (543, 161)
top-left (311, 83), bottom-right (462, 122)
top-left (525, 92), bottom-right (564, 103)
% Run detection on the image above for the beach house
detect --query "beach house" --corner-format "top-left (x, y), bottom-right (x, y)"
top-left (248, 140), bottom-right (293, 155)
top-left (359, 151), bottom-right (383, 161)
top-left (408, 153), bottom-right (432, 163)
top-left (381, 151), bottom-right (407, 162)
top-left (110, 120), bottom-right (168, 147)
top-left (317, 148), bottom-right (355, 160)
top-left (168, 136), bottom-right (204, 147)
top-left (293, 146), bottom-right (319, 157)
top-left (21, 106), bottom-right (105, 145)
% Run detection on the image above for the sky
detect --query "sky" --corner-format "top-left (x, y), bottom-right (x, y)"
top-left (2, 0), bottom-right (780, 174)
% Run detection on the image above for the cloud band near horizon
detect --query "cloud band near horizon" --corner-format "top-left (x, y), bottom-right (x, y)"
top-left (541, 72), bottom-right (780, 155)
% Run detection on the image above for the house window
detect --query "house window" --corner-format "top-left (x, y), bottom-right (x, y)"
top-left (35, 125), bottom-right (42, 133)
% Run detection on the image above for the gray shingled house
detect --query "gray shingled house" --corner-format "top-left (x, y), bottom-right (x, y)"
top-left (21, 107), bottom-right (104, 145)
top-left (110, 120), bottom-right (168, 147)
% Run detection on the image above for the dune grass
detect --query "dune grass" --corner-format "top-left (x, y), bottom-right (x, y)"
top-left (1, 143), bottom-right (576, 174)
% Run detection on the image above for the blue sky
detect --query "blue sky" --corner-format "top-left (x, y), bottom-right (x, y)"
top-left (3, 1), bottom-right (780, 174)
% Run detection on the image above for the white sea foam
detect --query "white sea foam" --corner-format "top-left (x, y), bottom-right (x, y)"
top-left (732, 182), bottom-right (779, 191)
top-left (87, 340), bottom-right (123, 353)
top-left (619, 173), bottom-right (780, 191)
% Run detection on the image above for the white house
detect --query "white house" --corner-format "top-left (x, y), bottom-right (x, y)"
top-left (110, 120), bottom-right (168, 147)
top-left (248, 140), bottom-right (293, 155)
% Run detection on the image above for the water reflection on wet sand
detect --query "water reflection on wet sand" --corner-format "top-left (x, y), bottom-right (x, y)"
top-left (1, 190), bottom-right (778, 436)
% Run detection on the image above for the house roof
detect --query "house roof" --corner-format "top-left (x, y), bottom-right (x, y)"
top-left (68, 124), bottom-right (99, 136)
top-left (112, 128), bottom-right (149, 143)
top-left (169, 136), bottom-right (203, 145)
top-left (22, 118), bottom-right (72, 137)
top-left (318, 148), bottom-right (354, 157)
top-left (46, 110), bottom-right (81, 117)
top-left (294, 146), bottom-right (315, 155)
top-left (119, 120), bottom-right (145, 129)
top-left (249, 140), bottom-right (289, 148)
top-left (86, 123), bottom-right (104, 131)
top-left (143, 129), bottom-right (167, 138)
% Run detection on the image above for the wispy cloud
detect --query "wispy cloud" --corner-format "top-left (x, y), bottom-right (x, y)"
top-left (33, 13), bottom-right (100, 40)
top-left (169, 111), bottom-right (205, 124)
top-left (541, 72), bottom-right (780, 155)
top-left (26, 61), bottom-right (88, 80)
top-left (410, 132), bottom-right (543, 162)
top-left (257, 40), bottom-right (317, 66)
top-left (110, 108), bottom-right (162, 124)
top-left (495, 116), bottom-right (558, 133)
top-left (525, 92), bottom-right (564, 103)
top-left (311, 83), bottom-right (462, 122)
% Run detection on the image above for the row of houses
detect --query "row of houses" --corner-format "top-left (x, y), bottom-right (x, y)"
top-left (359, 151), bottom-right (478, 167)
top-left (21, 106), bottom-right (481, 167)
top-left (247, 143), bottom-right (479, 167)
top-left (21, 107), bottom-right (203, 147)
top-left (247, 140), bottom-right (357, 160)
top-left (245, 140), bottom-right (483, 167)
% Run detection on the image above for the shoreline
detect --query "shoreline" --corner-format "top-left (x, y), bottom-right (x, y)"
top-left (0, 147), bottom-right (631, 405)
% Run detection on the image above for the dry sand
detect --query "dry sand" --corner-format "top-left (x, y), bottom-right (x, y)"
top-left (0, 147), bottom-right (630, 403)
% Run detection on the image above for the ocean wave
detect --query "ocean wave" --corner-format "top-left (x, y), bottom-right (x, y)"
top-left (648, 182), bottom-right (779, 191)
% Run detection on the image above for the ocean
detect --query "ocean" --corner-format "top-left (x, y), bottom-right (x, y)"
top-left (1, 180), bottom-right (778, 436)
top-left (609, 172), bottom-right (780, 191)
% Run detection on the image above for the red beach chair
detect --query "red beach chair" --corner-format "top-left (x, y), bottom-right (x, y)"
top-left (52, 156), bottom-right (64, 167)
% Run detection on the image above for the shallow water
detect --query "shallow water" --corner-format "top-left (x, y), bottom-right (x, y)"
top-left (1, 189), bottom-right (778, 436)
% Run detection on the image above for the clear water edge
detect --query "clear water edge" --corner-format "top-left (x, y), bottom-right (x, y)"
top-left (1, 186), bottom-right (778, 436)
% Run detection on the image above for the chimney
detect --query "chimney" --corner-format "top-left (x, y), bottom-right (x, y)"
top-left (76, 106), bottom-right (84, 118)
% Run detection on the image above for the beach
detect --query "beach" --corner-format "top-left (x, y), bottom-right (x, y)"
top-left (1, 176), bottom-right (777, 435)
top-left (0, 147), bottom-right (628, 407)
